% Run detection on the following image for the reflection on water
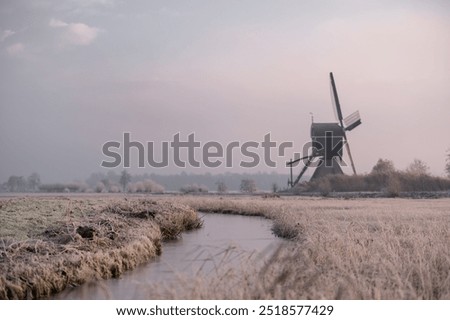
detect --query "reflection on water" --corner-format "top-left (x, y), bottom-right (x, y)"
top-left (56, 213), bottom-right (283, 299)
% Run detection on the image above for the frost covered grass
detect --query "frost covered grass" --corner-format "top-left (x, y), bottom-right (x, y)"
top-left (1, 194), bottom-right (449, 299)
top-left (0, 196), bottom-right (201, 299)
top-left (167, 195), bottom-right (450, 299)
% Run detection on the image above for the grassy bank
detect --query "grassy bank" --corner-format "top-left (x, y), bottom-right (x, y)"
top-left (0, 197), bottom-right (201, 299)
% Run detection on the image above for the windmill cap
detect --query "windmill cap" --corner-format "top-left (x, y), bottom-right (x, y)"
top-left (311, 122), bottom-right (345, 138)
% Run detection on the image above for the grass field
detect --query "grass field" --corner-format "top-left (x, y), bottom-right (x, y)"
top-left (1, 194), bottom-right (449, 299)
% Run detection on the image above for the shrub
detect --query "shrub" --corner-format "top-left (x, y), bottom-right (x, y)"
top-left (39, 184), bottom-right (75, 193)
top-left (109, 185), bottom-right (121, 193)
top-left (386, 174), bottom-right (401, 197)
top-left (317, 178), bottom-right (332, 196)
top-left (180, 184), bottom-right (209, 194)
top-left (128, 180), bottom-right (165, 193)
top-left (240, 179), bottom-right (257, 193)
top-left (143, 179), bottom-right (164, 193)
top-left (299, 171), bottom-right (450, 194)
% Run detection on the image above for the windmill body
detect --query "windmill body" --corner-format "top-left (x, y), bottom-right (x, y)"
top-left (287, 73), bottom-right (362, 188)
top-left (310, 122), bottom-right (345, 180)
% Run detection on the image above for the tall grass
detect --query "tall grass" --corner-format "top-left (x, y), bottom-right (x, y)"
top-left (170, 196), bottom-right (450, 299)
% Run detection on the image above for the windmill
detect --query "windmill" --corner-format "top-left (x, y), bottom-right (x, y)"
top-left (287, 72), bottom-right (362, 188)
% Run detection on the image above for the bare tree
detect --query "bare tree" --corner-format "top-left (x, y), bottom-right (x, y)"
top-left (27, 173), bottom-right (41, 192)
top-left (371, 158), bottom-right (396, 175)
top-left (6, 176), bottom-right (26, 192)
top-left (119, 170), bottom-right (131, 192)
top-left (406, 159), bottom-right (429, 176)
top-left (101, 178), bottom-right (110, 192)
top-left (95, 182), bottom-right (106, 193)
top-left (216, 180), bottom-right (227, 194)
top-left (240, 179), bottom-right (256, 193)
top-left (271, 183), bottom-right (279, 193)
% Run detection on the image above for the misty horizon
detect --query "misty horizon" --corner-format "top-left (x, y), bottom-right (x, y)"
top-left (1, 1), bottom-right (450, 183)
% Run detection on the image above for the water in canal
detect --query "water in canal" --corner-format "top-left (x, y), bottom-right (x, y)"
top-left (56, 213), bottom-right (283, 299)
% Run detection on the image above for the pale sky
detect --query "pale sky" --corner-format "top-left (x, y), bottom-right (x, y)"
top-left (1, 0), bottom-right (450, 182)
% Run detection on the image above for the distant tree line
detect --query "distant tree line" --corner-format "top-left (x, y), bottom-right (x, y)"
top-left (2, 150), bottom-right (450, 193)
top-left (301, 158), bottom-right (450, 196)
top-left (84, 170), bottom-right (290, 193)
top-left (1, 173), bottom-right (92, 193)
top-left (3, 173), bottom-right (41, 192)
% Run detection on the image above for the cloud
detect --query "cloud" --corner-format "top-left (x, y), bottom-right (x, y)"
top-left (6, 42), bottom-right (24, 56)
top-left (49, 19), bottom-right (69, 28)
top-left (49, 18), bottom-right (101, 46)
top-left (66, 23), bottom-right (100, 45)
top-left (1, 29), bottom-right (15, 42)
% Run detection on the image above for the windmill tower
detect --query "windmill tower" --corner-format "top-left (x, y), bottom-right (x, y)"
top-left (287, 72), bottom-right (362, 187)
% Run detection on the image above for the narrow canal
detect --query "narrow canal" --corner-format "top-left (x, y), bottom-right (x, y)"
top-left (56, 213), bottom-right (283, 299)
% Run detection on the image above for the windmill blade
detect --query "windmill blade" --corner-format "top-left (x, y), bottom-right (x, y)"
top-left (344, 139), bottom-right (357, 175)
top-left (344, 110), bottom-right (362, 131)
top-left (330, 72), bottom-right (357, 174)
top-left (330, 72), bottom-right (344, 127)
top-left (330, 82), bottom-right (338, 122)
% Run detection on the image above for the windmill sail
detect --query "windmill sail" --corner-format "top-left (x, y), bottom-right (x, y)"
top-left (330, 72), bottom-right (357, 175)
top-left (344, 110), bottom-right (361, 131)
top-left (330, 72), bottom-right (344, 125)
